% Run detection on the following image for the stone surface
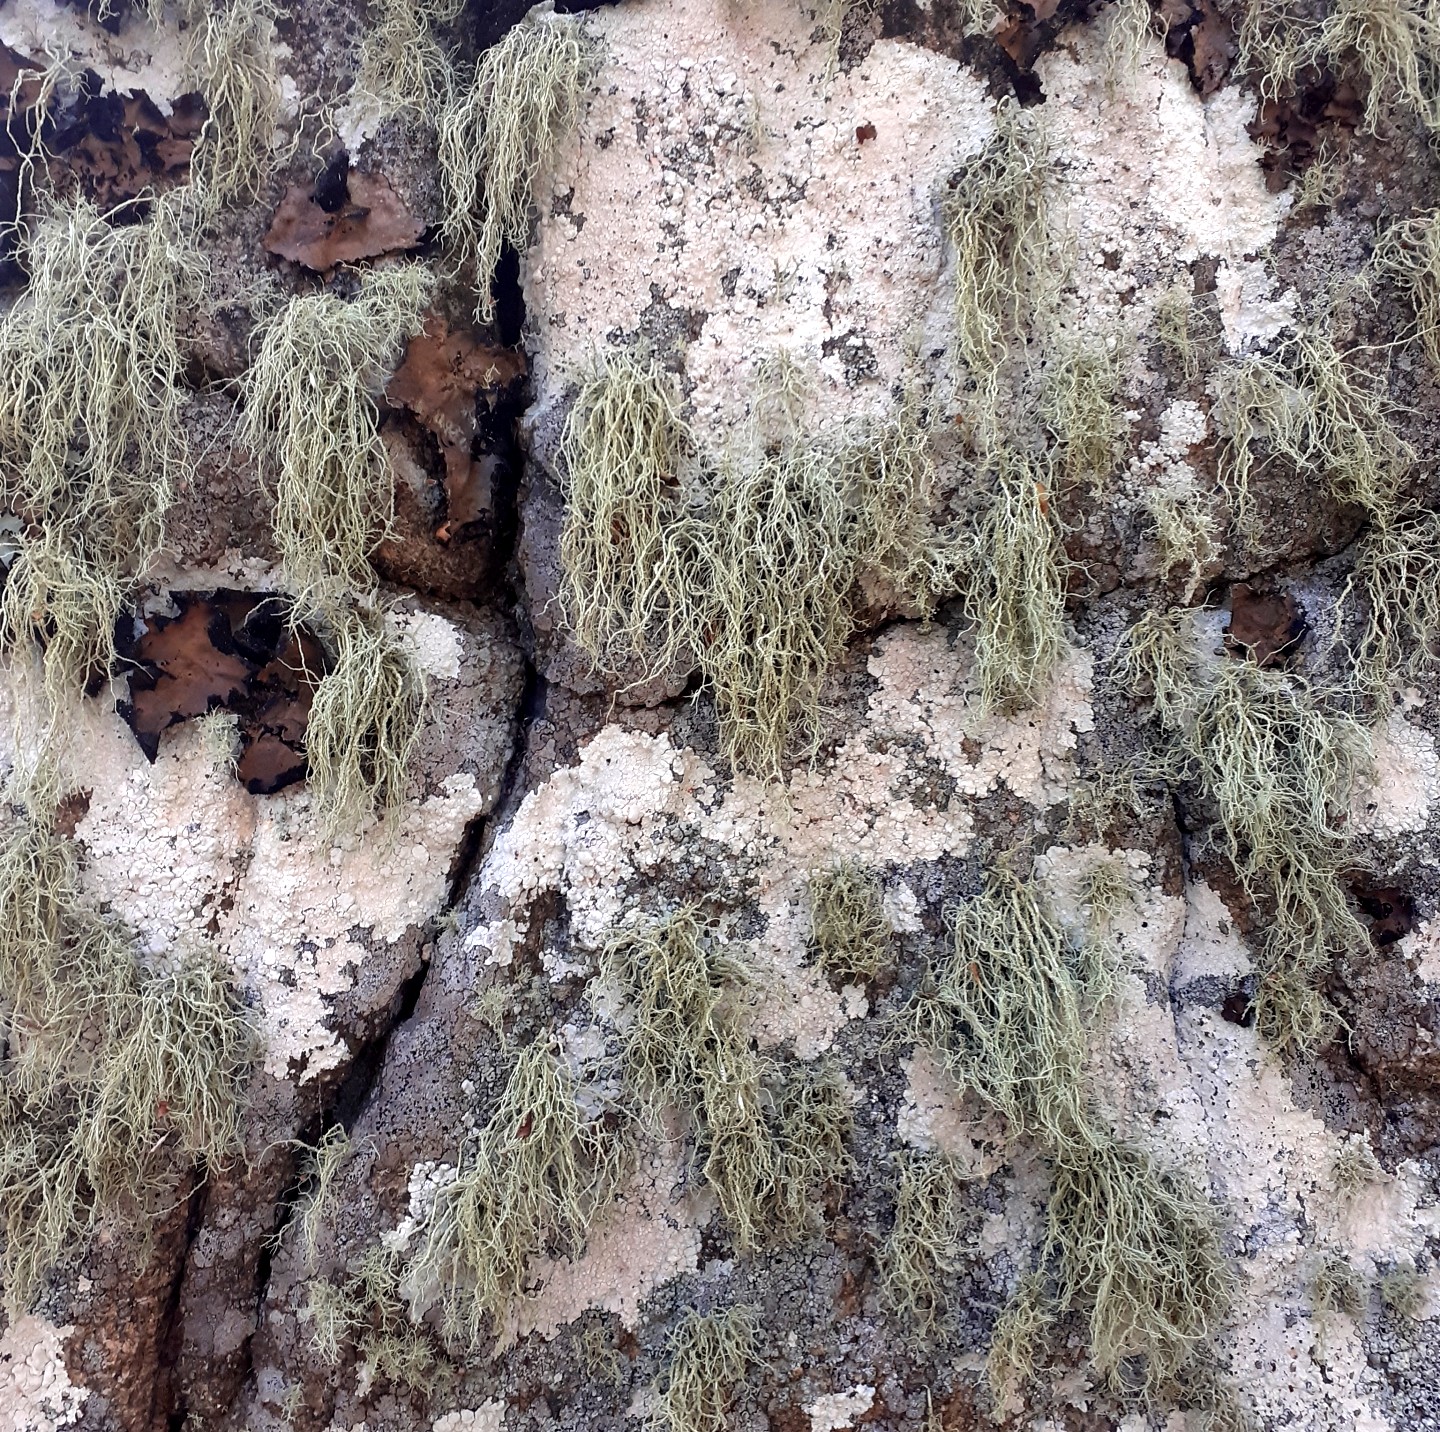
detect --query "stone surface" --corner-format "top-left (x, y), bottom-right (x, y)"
top-left (1, 0), bottom-right (1439, 1431)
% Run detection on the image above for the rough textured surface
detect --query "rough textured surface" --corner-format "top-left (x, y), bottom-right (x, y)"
top-left (2, 0), bottom-right (1440, 1431)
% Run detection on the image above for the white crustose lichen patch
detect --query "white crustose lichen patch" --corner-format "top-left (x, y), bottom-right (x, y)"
top-left (0, 1317), bottom-right (87, 1432)
top-left (470, 623), bottom-right (1094, 1057)
top-left (1, 608), bottom-right (506, 1084)
top-left (526, 0), bottom-right (993, 443)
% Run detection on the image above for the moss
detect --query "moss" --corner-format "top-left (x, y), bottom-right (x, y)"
top-left (942, 99), bottom-right (1050, 398)
top-left (809, 862), bottom-right (892, 983)
top-left (239, 265), bottom-right (433, 610)
top-left (0, 193), bottom-right (205, 741)
top-left (410, 1038), bottom-right (632, 1345)
top-left (1117, 609), bottom-right (1372, 1051)
top-left (653, 1305), bottom-right (758, 1432)
top-left (438, 11), bottom-right (593, 321)
top-left (879, 1150), bottom-right (968, 1337)
top-left (303, 601), bottom-right (428, 832)
top-left (1214, 331), bottom-right (1409, 535)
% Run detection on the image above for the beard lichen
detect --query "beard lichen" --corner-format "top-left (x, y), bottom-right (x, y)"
top-left (1117, 608), bottom-right (1371, 1050)
top-left (941, 100), bottom-right (1050, 400)
top-left (598, 906), bottom-right (855, 1251)
top-left (0, 816), bottom-right (254, 1313)
top-left (879, 1150), bottom-right (969, 1337)
top-left (185, 0), bottom-right (287, 212)
top-left (555, 354), bottom-right (1070, 776)
top-left (238, 266), bottom-right (434, 830)
top-left (0, 192), bottom-right (205, 740)
top-left (438, 10), bottom-right (594, 321)
top-left (410, 1037), bottom-right (633, 1346)
top-left (1214, 331), bottom-right (1409, 535)
top-left (653, 1305), bottom-right (759, 1432)
top-left (891, 871), bottom-right (1231, 1400)
top-left (239, 265), bottom-right (433, 609)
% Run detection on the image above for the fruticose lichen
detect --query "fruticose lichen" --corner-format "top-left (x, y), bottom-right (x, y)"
top-left (238, 266), bottom-right (434, 829)
top-left (892, 871), bottom-right (1230, 1399)
top-left (0, 192), bottom-right (205, 754)
top-left (410, 1037), bottom-right (632, 1346)
top-left (653, 1305), bottom-right (758, 1432)
top-left (438, 10), bottom-right (593, 320)
top-left (1117, 608), bottom-right (1372, 1050)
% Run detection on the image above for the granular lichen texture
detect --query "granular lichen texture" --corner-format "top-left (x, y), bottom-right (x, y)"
top-left (2, 0), bottom-right (1440, 1430)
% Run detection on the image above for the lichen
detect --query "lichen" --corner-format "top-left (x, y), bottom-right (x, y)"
top-left (186, 0), bottom-right (286, 211)
top-left (238, 265), bottom-right (433, 609)
top-left (1214, 331), bottom-right (1408, 535)
top-left (1117, 609), bottom-right (1372, 1050)
top-left (892, 870), bottom-right (1230, 1396)
top-left (653, 1305), bottom-right (758, 1432)
top-left (878, 1150), bottom-right (968, 1337)
top-left (942, 98), bottom-right (1050, 401)
top-left (438, 10), bottom-right (593, 321)
top-left (809, 862), bottom-right (892, 983)
top-left (953, 451), bottom-right (1067, 715)
top-left (303, 601), bottom-right (429, 832)
top-left (0, 192), bottom-right (205, 770)
top-left (410, 1038), bottom-right (632, 1345)
top-left (356, 0), bottom-right (462, 124)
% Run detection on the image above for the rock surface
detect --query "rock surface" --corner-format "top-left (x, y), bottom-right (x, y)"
top-left (0, 0), bottom-right (1439, 1431)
